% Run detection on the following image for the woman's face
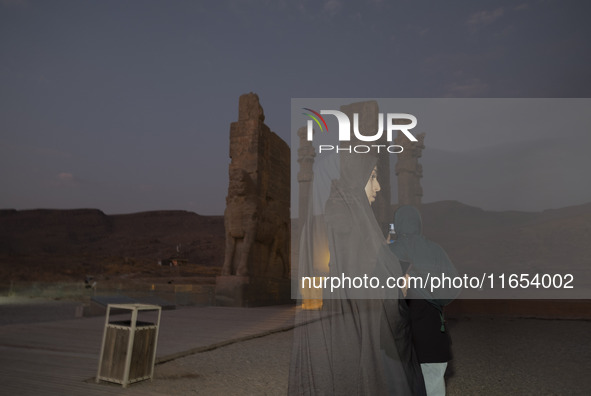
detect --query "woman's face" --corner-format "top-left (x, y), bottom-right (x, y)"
top-left (365, 167), bottom-right (381, 205)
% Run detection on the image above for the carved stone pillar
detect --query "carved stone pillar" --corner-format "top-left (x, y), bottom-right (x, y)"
top-left (216, 93), bottom-right (291, 307)
top-left (297, 126), bottom-right (316, 230)
top-left (395, 130), bottom-right (425, 207)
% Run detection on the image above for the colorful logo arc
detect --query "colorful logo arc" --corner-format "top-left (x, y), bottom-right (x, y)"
top-left (302, 108), bottom-right (328, 133)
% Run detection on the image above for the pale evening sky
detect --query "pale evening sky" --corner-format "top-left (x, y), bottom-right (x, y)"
top-left (1, 0), bottom-right (590, 214)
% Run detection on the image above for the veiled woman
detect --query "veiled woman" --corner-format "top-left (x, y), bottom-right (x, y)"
top-left (289, 150), bottom-right (425, 395)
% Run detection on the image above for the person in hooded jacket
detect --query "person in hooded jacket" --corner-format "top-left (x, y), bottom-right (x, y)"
top-left (389, 205), bottom-right (461, 396)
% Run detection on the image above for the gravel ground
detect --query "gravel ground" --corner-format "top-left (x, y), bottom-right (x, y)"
top-left (139, 330), bottom-right (293, 395)
top-left (444, 317), bottom-right (591, 395)
top-left (3, 297), bottom-right (590, 395)
top-left (126, 316), bottom-right (591, 395)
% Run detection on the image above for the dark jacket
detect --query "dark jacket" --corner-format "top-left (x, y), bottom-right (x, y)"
top-left (390, 205), bottom-right (459, 363)
top-left (407, 295), bottom-right (452, 363)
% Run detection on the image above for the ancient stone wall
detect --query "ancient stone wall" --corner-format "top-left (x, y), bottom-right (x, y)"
top-left (221, 93), bottom-right (290, 281)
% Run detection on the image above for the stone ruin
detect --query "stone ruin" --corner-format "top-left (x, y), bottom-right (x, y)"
top-left (216, 97), bottom-right (424, 306)
top-left (395, 129), bottom-right (425, 207)
top-left (296, 125), bottom-right (315, 237)
top-left (215, 93), bottom-right (291, 306)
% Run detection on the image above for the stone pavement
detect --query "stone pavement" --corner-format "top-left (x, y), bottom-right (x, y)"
top-left (2, 298), bottom-right (591, 395)
top-left (0, 301), bottom-right (296, 395)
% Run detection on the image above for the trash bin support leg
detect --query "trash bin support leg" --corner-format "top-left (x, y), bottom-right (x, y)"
top-left (122, 308), bottom-right (138, 388)
top-left (95, 306), bottom-right (112, 383)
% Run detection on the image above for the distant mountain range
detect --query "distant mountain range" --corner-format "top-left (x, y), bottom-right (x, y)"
top-left (1, 201), bottom-right (590, 298)
top-left (420, 200), bottom-right (591, 269)
top-left (420, 137), bottom-right (591, 212)
top-left (0, 209), bottom-right (224, 282)
top-left (418, 200), bottom-right (591, 298)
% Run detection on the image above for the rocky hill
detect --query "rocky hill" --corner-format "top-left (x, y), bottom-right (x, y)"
top-left (1, 201), bottom-right (590, 291)
top-left (419, 200), bottom-right (591, 274)
top-left (0, 209), bottom-right (224, 282)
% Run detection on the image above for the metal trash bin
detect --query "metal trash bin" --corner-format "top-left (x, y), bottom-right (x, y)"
top-left (96, 303), bottom-right (162, 387)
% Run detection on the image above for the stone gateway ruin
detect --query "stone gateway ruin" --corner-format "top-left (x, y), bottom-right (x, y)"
top-left (215, 93), bottom-right (291, 306)
top-left (215, 97), bottom-right (424, 306)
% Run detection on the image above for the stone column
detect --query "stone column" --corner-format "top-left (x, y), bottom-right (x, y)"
top-left (297, 126), bottom-right (316, 233)
top-left (216, 93), bottom-right (291, 307)
top-left (395, 130), bottom-right (425, 207)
